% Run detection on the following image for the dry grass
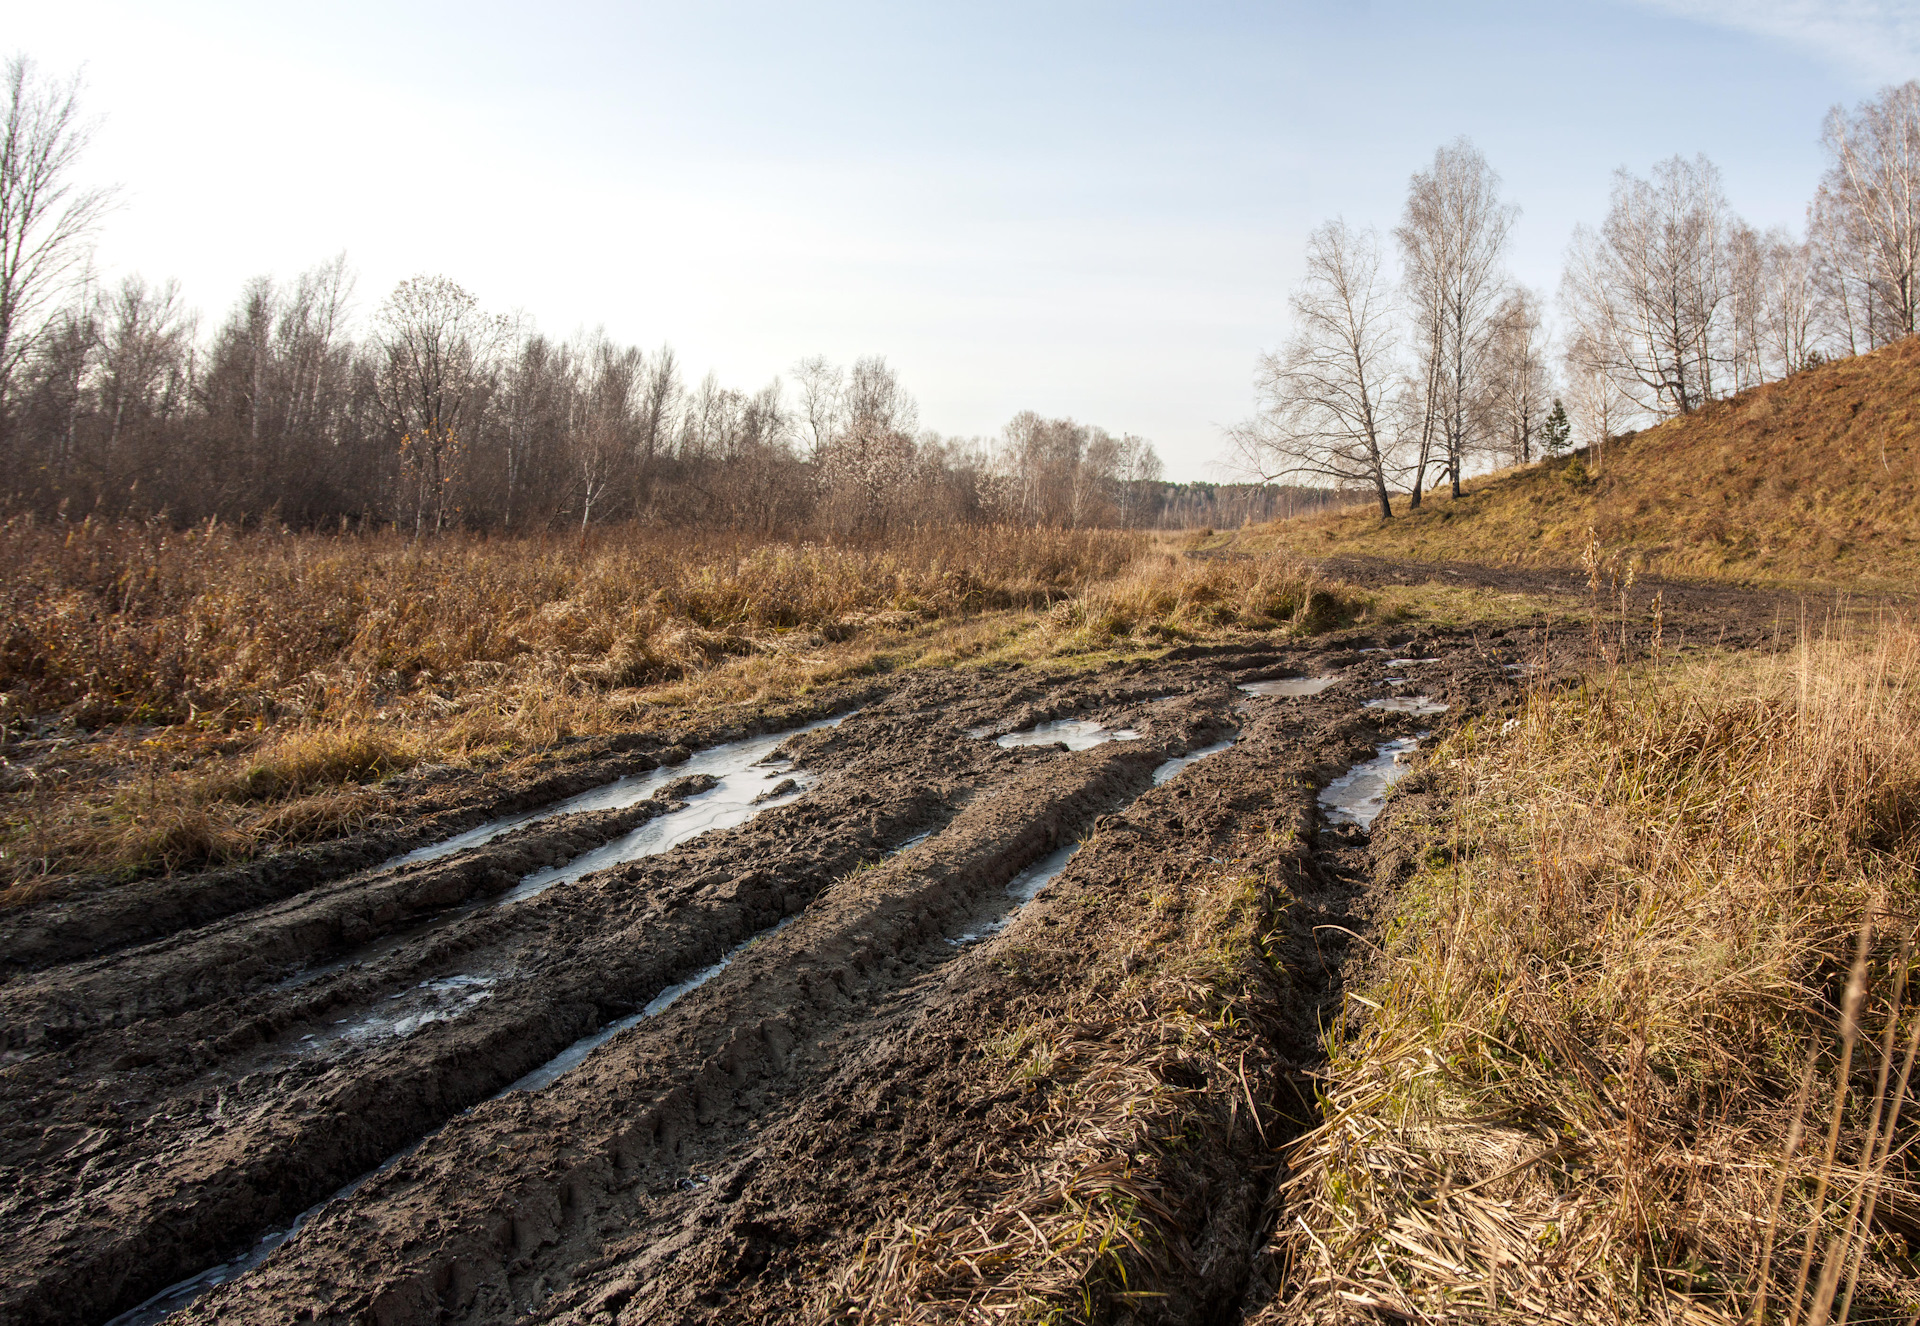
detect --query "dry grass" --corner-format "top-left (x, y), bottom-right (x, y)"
top-left (0, 520), bottom-right (1358, 896)
top-left (0, 518), bottom-right (1143, 727)
top-left (816, 864), bottom-right (1297, 1324)
top-left (1047, 547), bottom-right (1360, 645)
top-left (1273, 618), bottom-right (1920, 1323)
top-left (1253, 337), bottom-right (1920, 589)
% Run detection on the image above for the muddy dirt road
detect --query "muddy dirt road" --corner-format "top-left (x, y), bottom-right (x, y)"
top-left (0, 568), bottom-right (1807, 1326)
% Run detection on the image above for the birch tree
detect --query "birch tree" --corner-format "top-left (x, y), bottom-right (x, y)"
top-left (0, 57), bottom-right (112, 436)
top-left (1562, 155), bottom-right (1732, 420)
top-left (1817, 81), bottom-right (1920, 346)
top-left (1397, 139), bottom-right (1515, 502)
top-left (1482, 287), bottom-right (1552, 466)
top-left (1229, 220), bottom-right (1401, 519)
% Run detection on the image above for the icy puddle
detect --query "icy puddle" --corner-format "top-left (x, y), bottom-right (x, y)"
top-left (1321, 737), bottom-right (1423, 831)
top-left (502, 918), bottom-right (798, 1094)
top-left (949, 841), bottom-right (1082, 945)
top-left (311, 973), bottom-right (500, 1048)
top-left (500, 756), bottom-right (812, 903)
top-left (1239, 676), bottom-right (1337, 698)
top-left (1364, 695), bottom-right (1450, 716)
top-left (948, 737), bottom-right (1235, 945)
top-left (1151, 738), bottom-right (1235, 785)
top-left (972, 718), bottom-right (1140, 750)
top-left (382, 713), bottom-right (850, 871)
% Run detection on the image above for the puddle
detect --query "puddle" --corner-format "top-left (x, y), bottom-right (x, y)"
top-left (105, 1228), bottom-right (288, 1326)
top-left (949, 841), bottom-right (1081, 945)
top-left (887, 829), bottom-right (935, 856)
top-left (1239, 676), bottom-right (1336, 698)
top-left (1384, 659), bottom-right (1427, 668)
top-left (502, 918), bottom-right (797, 1094)
top-left (971, 719), bottom-right (1140, 750)
top-left (1150, 738), bottom-right (1236, 786)
top-left (1364, 695), bottom-right (1450, 715)
top-left (950, 734), bottom-right (1239, 942)
top-left (106, 1135), bottom-right (426, 1326)
top-left (1320, 737), bottom-right (1423, 831)
top-left (314, 974), bottom-right (499, 1047)
top-left (382, 714), bottom-right (851, 871)
top-left (500, 757), bottom-right (813, 903)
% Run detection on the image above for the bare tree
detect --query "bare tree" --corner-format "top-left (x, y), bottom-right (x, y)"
top-left (1397, 138), bottom-right (1516, 502)
top-left (791, 354), bottom-right (844, 462)
top-left (1482, 287), bottom-right (1552, 465)
top-left (1113, 432), bottom-right (1163, 525)
top-left (1229, 220), bottom-right (1401, 519)
top-left (1562, 155), bottom-right (1732, 421)
top-left (0, 56), bottom-right (112, 434)
top-left (1762, 232), bottom-right (1822, 376)
top-left (1818, 81), bottom-right (1920, 346)
top-left (1725, 220), bottom-right (1768, 391)
top-left (374, 275), bottom-right (508, 532)
top-left (94, 276), bottom-right (192, 465)
top-left (1563, 329), bottom-right (1629, 472)
top-left (818, 356), bottom-right (919, 535)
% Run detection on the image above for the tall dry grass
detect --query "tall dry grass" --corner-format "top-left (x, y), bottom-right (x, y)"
top-left (1048, 547), bottom-right (1360, 644)
top-left (1273, 619), bottom-right (1920, 1322)
top-left (1, 518), bottom-right (1355, 895)
top-left (0, 516), bottom-right (1144, 728)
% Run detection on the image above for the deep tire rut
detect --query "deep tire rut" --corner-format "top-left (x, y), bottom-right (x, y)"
top-left (1, 632), bottom-right (1546, 1326)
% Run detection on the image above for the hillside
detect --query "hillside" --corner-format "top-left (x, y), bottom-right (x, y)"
top-left (1259, 337), bottom-right (1920, 587)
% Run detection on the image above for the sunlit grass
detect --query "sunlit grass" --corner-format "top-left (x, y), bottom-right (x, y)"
top-left (1275, 615), bottom-right (1920, 1322)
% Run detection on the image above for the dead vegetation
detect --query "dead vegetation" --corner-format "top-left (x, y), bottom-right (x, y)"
top-left (1273, 617), bottom-right (1920, 1322)
top-left (0, 518), bottom-right (1362, 899)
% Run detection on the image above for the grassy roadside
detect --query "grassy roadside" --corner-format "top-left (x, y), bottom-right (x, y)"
top-left (1274, 618), bottom-right (1920, 1323)
top-left (0, 519), bottom-right (1379, 899)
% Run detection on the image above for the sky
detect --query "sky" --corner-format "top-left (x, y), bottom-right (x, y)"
top-left (3, 1), bottom-right (1914, 479)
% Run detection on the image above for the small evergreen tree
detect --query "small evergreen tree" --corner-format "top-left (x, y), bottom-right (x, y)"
top-left (1541, 398), bottom-right (1572, 458)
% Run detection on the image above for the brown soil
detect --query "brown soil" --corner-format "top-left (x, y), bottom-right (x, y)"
top-left (0, 564), bottom-right (1810, 1326)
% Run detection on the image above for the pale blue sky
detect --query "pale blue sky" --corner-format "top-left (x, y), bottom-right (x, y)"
top-left (4, 1), bottom-right (1914, 476)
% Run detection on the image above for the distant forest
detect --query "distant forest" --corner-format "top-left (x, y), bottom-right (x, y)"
top-left (0, 261), bottom-right (1340, 534)
top-left (0, 59), bottom-right (1353, 538)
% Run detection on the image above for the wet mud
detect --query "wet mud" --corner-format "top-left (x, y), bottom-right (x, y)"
top-left (4, 576), bottom-right (1772, 1326)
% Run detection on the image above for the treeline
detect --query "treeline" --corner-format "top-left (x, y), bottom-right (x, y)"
top-left (0, 57), bottom-right (1358, 536)
top-left (1235, 81), bottom-right (1920, 516)
top-left (1130, 481), bottom-right (1359, 528)
top-left (0, 255), bottom-right (1181, 533)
